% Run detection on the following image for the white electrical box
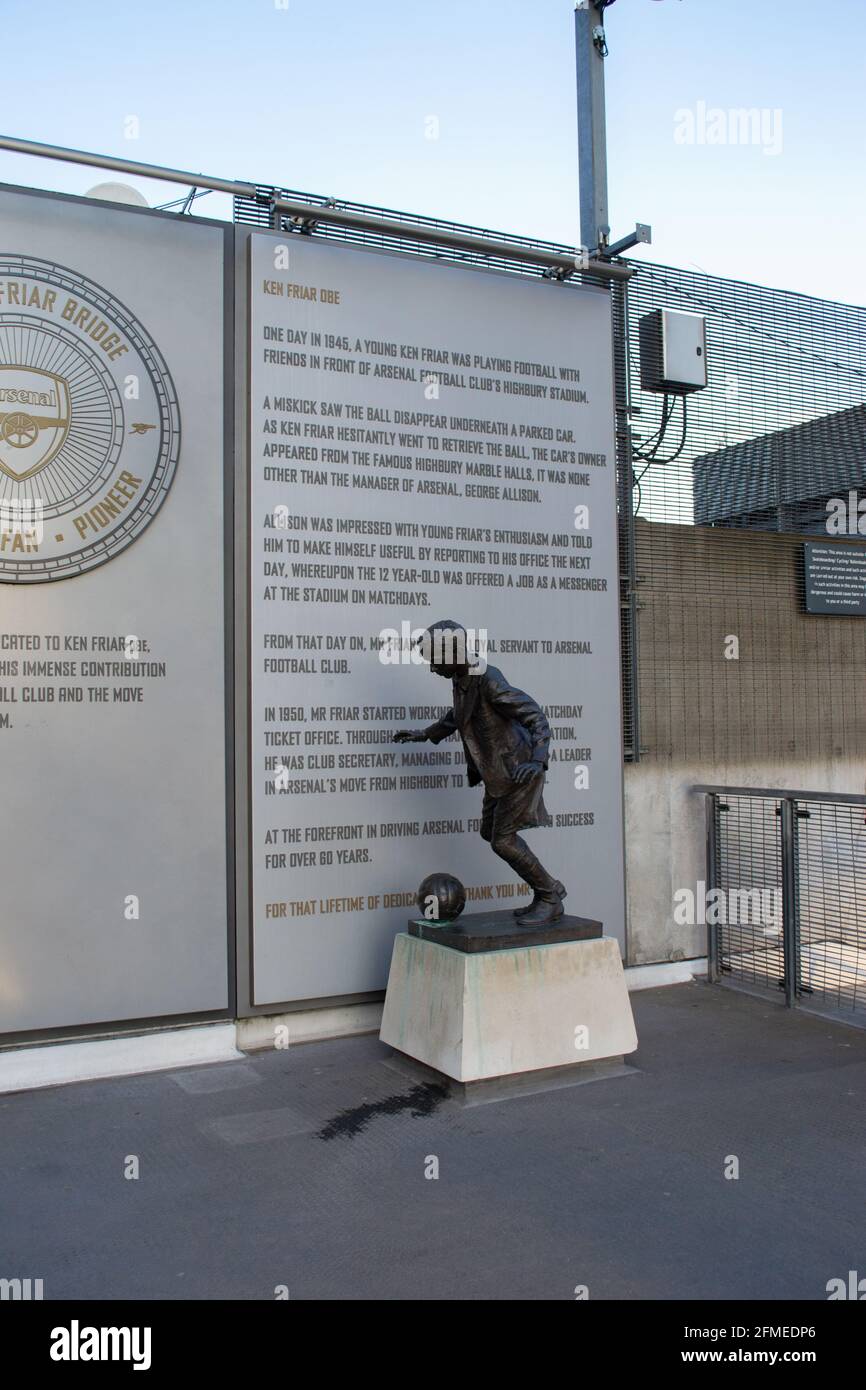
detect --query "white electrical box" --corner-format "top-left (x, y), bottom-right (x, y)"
top-left (639, 308), bottom-right (707, 394)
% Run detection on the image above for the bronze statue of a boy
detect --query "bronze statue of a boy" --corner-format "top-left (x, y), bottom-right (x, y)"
top-left (394, 620), bottom-right (566, 926)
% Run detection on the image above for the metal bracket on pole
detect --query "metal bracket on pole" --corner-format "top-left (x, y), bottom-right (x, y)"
top-left (281, 197), bottom-right (338, 236)
top-left (599, 223), bottom-right (652, 261)
top-left (575, 5), bottom-right (651, 263)
top-left (541, 247), bottom-right (589, 281)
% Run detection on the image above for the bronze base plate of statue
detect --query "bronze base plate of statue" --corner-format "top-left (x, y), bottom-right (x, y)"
top-left (407, 908), bottom-right (602, 954)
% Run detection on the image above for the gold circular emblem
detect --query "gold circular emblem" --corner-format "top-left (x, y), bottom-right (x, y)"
top-left (0, 255), bottom-right (180, 582)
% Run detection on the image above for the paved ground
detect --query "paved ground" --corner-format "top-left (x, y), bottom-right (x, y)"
top-left (3, 982), bottom-right (866, 1301)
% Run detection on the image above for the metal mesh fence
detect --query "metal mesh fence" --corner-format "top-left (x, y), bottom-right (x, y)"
top-left (713, 793), bottom-right (785, 996)
top-left (707, 789), bottom-right (866, 1023)
top-left (622, 262), bottom-right (866, 530)
top-left (796, 799), bottom-right (866, 1013)
top-left (622, 263), bottom-right (866, 763)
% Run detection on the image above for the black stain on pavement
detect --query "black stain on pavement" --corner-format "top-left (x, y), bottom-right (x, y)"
top-left (318, 1082), bottom-right (448, 1140)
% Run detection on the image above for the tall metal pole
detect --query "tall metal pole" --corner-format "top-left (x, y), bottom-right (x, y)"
top-left (575, 1), bottom-right (611, 254)
top-left (576, 4), bottom-right (642, 758)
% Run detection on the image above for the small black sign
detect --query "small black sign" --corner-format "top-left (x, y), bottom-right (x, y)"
top-left (803, 542), bottom-right (866, 615)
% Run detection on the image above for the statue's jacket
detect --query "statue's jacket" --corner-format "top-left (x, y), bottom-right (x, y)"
top-left (424, 664), bottom-right (551, 797)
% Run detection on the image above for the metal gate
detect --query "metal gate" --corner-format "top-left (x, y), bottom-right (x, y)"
top-left (699, 785), bottom-right (866, 1023)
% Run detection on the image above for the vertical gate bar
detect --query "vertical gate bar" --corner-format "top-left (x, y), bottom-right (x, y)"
top-left (791, 798), bottom-right (802, 1001)
top-left (780, 798), bottom-right (797, 1008)
top-left (706, 792), bottom-right (719, 982)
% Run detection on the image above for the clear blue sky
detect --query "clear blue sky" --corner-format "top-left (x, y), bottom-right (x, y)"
top-left (1, 0), bottom-right (863, 304)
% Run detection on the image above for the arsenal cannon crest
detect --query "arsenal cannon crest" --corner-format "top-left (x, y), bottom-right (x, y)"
top-left (0, 256), bottom-right (179, 582)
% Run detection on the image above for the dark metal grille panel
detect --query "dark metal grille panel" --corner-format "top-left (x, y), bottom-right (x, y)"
top-left (796, 800), bottom-right (866, 1013)
top-left (715, 795), bottom-right (785, 996)
top-left (707, 789), bottom-right (866, 1024)
top-left (624, 263), bottom-right (866, 763)
top-left (624, 262), bottom-right (866, 531)
top-left (633, 521), bottom-right (866, 763)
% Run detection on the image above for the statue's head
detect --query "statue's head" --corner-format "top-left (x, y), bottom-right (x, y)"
top-left (417, 619), bottom-right (473, 678)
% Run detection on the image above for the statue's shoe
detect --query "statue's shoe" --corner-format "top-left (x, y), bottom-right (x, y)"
top-left (519, 896), bottom-right (565, 927)
top-left (513, 881), bottom-right (566, 918)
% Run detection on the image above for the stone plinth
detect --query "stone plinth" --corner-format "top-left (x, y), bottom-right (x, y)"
top-left (379, 912), bottom-right (638, 1084)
